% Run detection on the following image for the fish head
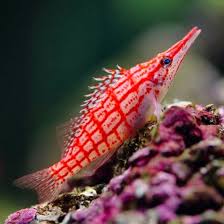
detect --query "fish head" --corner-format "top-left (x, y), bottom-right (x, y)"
top-left (146, 27), bottom-right (201, 101)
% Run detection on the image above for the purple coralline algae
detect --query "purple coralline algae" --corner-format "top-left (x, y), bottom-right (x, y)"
top-left (5, 103), bottom-right (224, 224)
top-left (71, 195), bottom-right (122, 224)
top-left (4, 208), bottom-right (36, 224)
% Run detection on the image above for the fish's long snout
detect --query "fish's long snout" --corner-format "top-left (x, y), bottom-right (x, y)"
top-left (157, 26), bottom-right (201, 101)
top-left (165, 26), bottom-right (201, 58)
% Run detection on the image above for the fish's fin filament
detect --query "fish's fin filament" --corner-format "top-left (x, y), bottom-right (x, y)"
top-left (14, 168), bottom-right (62, 203)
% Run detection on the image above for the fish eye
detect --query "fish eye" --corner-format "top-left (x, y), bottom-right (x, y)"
top-left (160, 57), bottom-right (172, 68)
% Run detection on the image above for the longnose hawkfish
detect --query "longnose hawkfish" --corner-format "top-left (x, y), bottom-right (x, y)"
top-left (15, 27), bottom-right (201, 202)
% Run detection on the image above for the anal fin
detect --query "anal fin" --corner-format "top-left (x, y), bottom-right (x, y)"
top-left (75, 149), bottom-right (116, 178)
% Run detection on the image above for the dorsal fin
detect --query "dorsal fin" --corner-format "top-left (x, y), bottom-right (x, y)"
top-left (56, 117), bottom-right (81, 158)
top-left (80, 67), bottom-right (125, 114)
top-left (57, 66), bottom-right (126, 157)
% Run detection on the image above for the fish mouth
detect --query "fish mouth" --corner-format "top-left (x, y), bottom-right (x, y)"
top-left (165, 26), bottom-right (201, 58)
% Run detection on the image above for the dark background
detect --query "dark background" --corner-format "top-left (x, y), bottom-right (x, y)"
top-left (1, 0), bottom-right (224, 220)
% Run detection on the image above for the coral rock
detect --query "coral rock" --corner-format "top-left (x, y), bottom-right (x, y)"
top-left (5, 103), bottom-right (224, 224)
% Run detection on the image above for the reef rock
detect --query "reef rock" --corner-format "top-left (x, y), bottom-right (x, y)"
top-left (5, 102), bottom-right (224, 224)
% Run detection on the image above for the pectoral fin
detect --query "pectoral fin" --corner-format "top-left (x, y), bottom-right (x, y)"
top-left (146, 92), bottom-right (162, 122)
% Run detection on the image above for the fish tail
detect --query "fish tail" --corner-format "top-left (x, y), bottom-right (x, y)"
top-left (14, 166), bottom-right (63, 203)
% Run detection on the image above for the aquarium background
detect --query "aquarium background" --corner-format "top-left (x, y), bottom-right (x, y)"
top-left (1, 0), bottom-right (224, 221)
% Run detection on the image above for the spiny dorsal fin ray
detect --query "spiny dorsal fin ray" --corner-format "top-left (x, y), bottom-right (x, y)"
top-left (56, 117), bottom-right (81, 158)
top-left (57, 66), bottom-right (126, 156)
top-left (80, 66), bottom-right (126, 114)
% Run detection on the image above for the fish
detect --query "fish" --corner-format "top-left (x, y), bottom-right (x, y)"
top-left (14, 27), bottom-right (201, 202)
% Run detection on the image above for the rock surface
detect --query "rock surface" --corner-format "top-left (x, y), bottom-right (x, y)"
top-left (5, 102), bottom-right (224, 224)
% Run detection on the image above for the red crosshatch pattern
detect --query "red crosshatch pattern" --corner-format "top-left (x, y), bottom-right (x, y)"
top-left (50, 73), bottom-right (147, 182)
top-left (50, 27), bottom-right (202, 186)
top-left (15, 27), bottom-right (201, 202)
top-left (50, 62), bottom-right (171, 182)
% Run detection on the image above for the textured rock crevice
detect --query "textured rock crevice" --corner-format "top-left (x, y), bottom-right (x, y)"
top-left (5, 102), bottom-right (224, 224)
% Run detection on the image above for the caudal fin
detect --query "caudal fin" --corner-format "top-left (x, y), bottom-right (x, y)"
top-left (14, 168), bottom-right (62, 203)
